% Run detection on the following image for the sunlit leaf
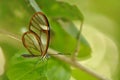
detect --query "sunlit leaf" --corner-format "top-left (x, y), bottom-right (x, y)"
top-left (49, 20), bottom-right (91, 59)
top-left (7, 51), bottom-right (71, 80)
top-left (36, 0), bottom-right (83, 21)
top-left (57, 19), bottom-right (91, 59)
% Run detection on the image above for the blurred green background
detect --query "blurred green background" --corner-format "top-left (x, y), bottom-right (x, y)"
top-left (63, 0), bottom-right (120, 80)
top-left (0, 0), bottom-right (119, 80)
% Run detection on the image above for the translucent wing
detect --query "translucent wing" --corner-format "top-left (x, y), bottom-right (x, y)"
top-left (22, 31), bottom-right (42, 57)
top-left (22, 12), bottom-right (50, 58)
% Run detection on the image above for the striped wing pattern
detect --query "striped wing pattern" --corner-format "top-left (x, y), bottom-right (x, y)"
top-left (22, 12), bottom-right (50, 58)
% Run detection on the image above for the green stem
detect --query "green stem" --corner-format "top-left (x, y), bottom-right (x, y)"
top-left (72, 21), bottom-right (84, 60)
top-left (27, 0), bottom-right (42, 12)
top-left (48, 48), bottom-right (107, 80)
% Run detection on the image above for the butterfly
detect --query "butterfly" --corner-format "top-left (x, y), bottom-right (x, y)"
top-left (22, 12), bottom-right (50, 59)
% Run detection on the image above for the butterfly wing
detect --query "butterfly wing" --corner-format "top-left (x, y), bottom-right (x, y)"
top-left (22, 31), bottom-right (43, 57)
top-left (22, 12), bottom-right (50, 58)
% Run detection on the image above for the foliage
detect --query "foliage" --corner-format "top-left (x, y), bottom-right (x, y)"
top-left (0, 0), bottom-right (93, 80)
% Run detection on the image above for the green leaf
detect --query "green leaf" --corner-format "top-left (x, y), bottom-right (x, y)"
top-left (7, 52), bottom-right (46, 80)
top-left (57, 19), bottom-right (91, 59)
top-left (36, 0), bottom-right (83, 21)
top-left (7, 51), bottom-right (71, 80)
top-left (49, 19), bottom-right (76, 54)
top-left (46, 58), bottom-right (71, 80)
top-left (49, 19), bottom-right (91, 59)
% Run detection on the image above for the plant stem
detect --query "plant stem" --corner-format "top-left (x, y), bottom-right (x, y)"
top-left (48, 48), bottom-right (107, 80)
top-left (4, 31), bottom-right (107, 80)
top-left (72, 21), bottom-right (84, 60)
